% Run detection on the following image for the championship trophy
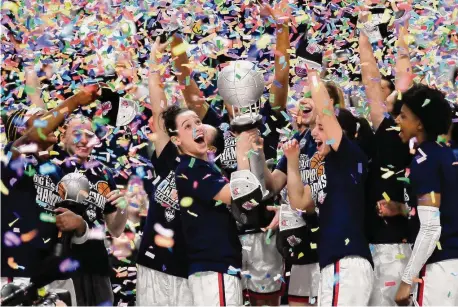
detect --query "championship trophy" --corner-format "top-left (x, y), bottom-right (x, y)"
top-left (217, 60), bottom-right (274, 228)
top-left (217, 60), bottom-right (269, 199)
top-left (54, 172), bottom-right (90, 257)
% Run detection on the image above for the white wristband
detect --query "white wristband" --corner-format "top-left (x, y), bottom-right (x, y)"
top-left (71, 221), bottom-right (90, 245)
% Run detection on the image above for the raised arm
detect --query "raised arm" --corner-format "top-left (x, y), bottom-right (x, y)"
top-left (394, 19), bottom-right (413, 93)
top-left (171, 34), bottom-right (208, 119)
top-left (262, 0), bottom-right (290, 111)
top-left (271, 23), bottom-right (290, 111)
top-left (25, 66), bottom-right (46, 110)
top-left (283, 139), bottom-right (314, 213)
top-left (308, 70), bottom-right (343, 151)
top-left (148, 37), bottom-right (172, 156)
top-left (13, 86), bottom-right (98, 147)
top-left (359, 31), bottom-right (386, 130)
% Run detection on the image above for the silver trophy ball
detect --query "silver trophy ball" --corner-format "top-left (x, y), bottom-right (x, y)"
top-left (217, 60), bottom-right (265, 125)
top-left (58, 173), bottom-right (90, 203)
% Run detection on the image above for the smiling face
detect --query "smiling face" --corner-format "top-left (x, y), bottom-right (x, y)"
top-left (63, 117), bottom-right (99, 162)
top-left (311, 116), bottom-right (331, 156)
top-left (172, 110), bottom-right (208, 159)
top-left (297, 97), bottom-right (317, 128)
top-left (395, 104), bottom-right (423, 143)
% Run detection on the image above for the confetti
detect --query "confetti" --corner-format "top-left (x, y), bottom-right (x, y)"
top-left (345, 238), bottom-right (350, 245)
top-left (180, 197), bottom-right (193, 207)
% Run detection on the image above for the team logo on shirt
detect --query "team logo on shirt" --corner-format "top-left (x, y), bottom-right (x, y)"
top-left (164, 207), bottom-right (176, 222)
top-left (155, 171), bottom-right (179, 222)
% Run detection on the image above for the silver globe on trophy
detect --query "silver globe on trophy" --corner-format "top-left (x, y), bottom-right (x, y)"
top-left (217, 60), bottom-right (269, 199)
top-left (54, 172), bottom-right (90, 257)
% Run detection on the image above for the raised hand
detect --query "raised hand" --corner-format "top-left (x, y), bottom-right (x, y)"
top-left (282, 139), bottom-right (300, 160)
top-left (258, 0), bottom-right (291, 24)
top-left (149, 36), bottom-right (169, 69)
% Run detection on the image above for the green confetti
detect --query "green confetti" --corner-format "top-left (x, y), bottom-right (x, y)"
top-left (304, 91), bottom-right (312, 98)
top-left (24, 85), bottom-right (36, 94)
top-left (39, 213), bottom-right (56, 223)
top-left (265, 229), bottom-right (272, 245)
top-left (397, 177), bottom-right (410, 184)
top-left (323, 109), bottom-right (333, 116)
top-left (421, 99), bottom-right (430, 107)
top-left (119, 258), bottom-right (131, 264)
top-left (215, 200), bottom-right (223, 206)
top-left (189, 158), bottom-right (196, 168)
top-left (37, 128), bottom-right (47, 140)
top-left (345, 238), bottom-right (350, 245)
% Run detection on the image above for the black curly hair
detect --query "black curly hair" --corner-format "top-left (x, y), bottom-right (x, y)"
top-left (400, 84), bottom-right (452, 141)
top-left (161, 105), bottom-right (190, 137)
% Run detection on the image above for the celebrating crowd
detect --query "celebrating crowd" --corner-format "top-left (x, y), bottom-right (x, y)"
top-left (1, 0), bottom-right (458, 306)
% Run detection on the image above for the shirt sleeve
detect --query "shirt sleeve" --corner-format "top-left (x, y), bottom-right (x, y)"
top-left (175, 162), bottom-right (228, 203)
top-left (410, 155), bottom-right (441, 196)
top-left (275, 155), bottom-right (287, 174)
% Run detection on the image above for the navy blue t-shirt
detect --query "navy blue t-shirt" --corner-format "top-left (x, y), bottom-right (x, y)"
top-left (175, 155), bottom-right (242, 276)
top-left (275, 130), bottom-right (319, 265)
top-left (136, 141), bottom-right (188, 278)
top-left (59, 159), bottom-right (117, 276)
top-left (312, 136), bottom-right (373, 269)
top-left (366, 116), bottom-right (412, 244)
top-left (1, 143), bottom-right (63, 278)
top-left (409, 141), bottom-right (458, 264)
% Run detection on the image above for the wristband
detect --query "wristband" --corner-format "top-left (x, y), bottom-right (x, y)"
top-left (72, 221), bottom-right (89, 245)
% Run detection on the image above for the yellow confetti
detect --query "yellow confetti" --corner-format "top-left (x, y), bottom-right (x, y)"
top-left (187, 210), bottom-right (198, 217)
top-left (9, 218), bottom-right (19, 227)
top-left (298, 252), bottom-right (304, 259)
top-left (345, 238), bottom-right (350, 245)
top-left (382, 192), bottom-right (391, 202)
top-left (256, 34), bottom-right (271, 49)
top-left (382, 171), bottom-right (395, 179)
top-left (395, 253), bottom-right (406, 260)
top-left (180, 197), bottom-right (193, 207)
top-left (172, 43), bottom-right (189, 56)
top-left (311, 227), bottom-right (319, 232)
top-left (310, 243), bottom-right (317, 249)
top-left (1, 180), bottom-right (9, 195)
top-left (436, 241), bottom-right (442, 250)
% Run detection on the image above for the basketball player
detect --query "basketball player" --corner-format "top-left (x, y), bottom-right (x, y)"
top-left (266, 86), bottom-right (321, 306)
top-left (283, 69), bottom-right (374, 306)
top-left (1, 86), bottom-right (100, 305)
top-left (171, 3), bottom-right (291, 303)
top-left (136, 37), bottom-right (221, 306)
top-left (394, 84), bottom-right (458, 306)
top-left (57, 112), bottom-right (128, 306)
top-left (160, 104), bottom-right (265, 306)
top-left (359, 17), bottom-right (414, 305)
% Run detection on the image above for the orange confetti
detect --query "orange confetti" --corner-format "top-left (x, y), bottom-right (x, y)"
top-left (20, 229), bottom-right (38, 242)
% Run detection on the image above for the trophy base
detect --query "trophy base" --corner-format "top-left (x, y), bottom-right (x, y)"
top-left (230, 114), bottom-right (262, 134)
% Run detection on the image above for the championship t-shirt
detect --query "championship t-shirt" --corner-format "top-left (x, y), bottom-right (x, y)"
top-left (275, 130), bottom-right (319, 265)
top-left (311, 136), bottom-right (373, 269)
top-left (1, 143), bottom-right (63, 278)
top-left (366, 116), bottom-right (412, 244)
top-left (136, 141), bottom-right (188, 278)
top-left (408, 141), bottom-right (458, 264)
top-left (175, 155), bottom-right (242, 276)
top-left (59, 159), bottom-right (117, 276)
